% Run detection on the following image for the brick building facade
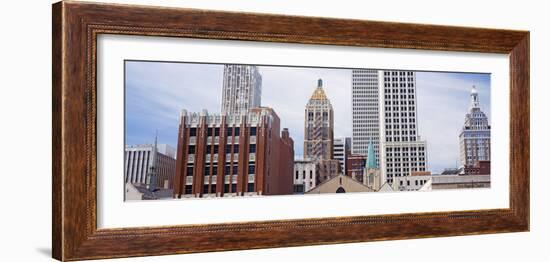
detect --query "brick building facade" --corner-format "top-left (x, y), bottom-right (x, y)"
top-left (173, 107), bottom-right (294, 198)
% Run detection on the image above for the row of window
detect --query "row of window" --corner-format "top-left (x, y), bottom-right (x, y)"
top-left (384, 101), bottom-right (416, 107)
top-left (385, 137), bottom-right (417, 142)
top-left (383, 71), bottom-right (414, 76)
top-left (188, 127), bottom-right (259, 137)
top-left (385, 124), bottom-right (417, 129)
top-left (386, 167), bottom-right (426, 174)
top-left (184, 182), bottom-right (255, 195)
top-left (386, 160), bottom-right (426, 165)
top-left (186, 163), bottom-right (256, 177)
top-left (399, 179), bottom-right (428, 187)
top-left (385, 106), bottom-right (416, 111)
top-left (187, 143), bottom-right (257, 155)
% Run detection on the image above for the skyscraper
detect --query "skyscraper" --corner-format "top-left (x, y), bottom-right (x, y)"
top-left (303, 79), bottom-right (334, 160)
top-left (351, 69), bottom-right (380, 166)
top-left (378, 70), bottom-right (428, 184)
top-left (221, 65), bottom-right (262, 116)
top-left (459, 85), bottom-right (491, 167)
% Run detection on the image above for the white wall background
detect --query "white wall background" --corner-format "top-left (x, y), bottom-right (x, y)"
top-left (0, 0), bottom-right (546, 261)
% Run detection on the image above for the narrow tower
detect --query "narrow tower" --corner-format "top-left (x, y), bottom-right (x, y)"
top-left (459, 85), bottom-right (491, 167)
top-left (303, 79), bottom-right (334, 160)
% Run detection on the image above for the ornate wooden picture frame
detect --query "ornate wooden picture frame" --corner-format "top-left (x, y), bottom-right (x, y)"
top-left (52, 1), bottom-right (529, 261)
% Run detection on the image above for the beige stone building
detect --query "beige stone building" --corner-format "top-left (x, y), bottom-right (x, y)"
top-left (306, 174), bottom-right (373, 194)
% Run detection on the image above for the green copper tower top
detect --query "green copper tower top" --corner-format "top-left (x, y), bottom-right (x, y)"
top-left (366, 141), bottom-right (377, 169)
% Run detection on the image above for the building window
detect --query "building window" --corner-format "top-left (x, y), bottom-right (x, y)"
top-left (249, 144), bottom-right (256, 153)
top-left (248, 165), bottom-right (255, 174)
top-left (186, 166), bottom-right (193, 176)
top-left (233, 145), bottom-right (239, 153)
top-left (247, 183), bottom-right (254, 192)
top-left (211, 184), bottom-right (217, 193)
top-left (185, 185), bottom-right (192, 194)
top-left (189, 128), bottom-right (197, 137)
top-left (226, 128), bottom-right (233, 136)
top-left (234, 127), bottom-right (240, 136)
top-left (213, 145), bottom-right (219, 154)
top-left (188, 145), bottom-right (195, 154)
top-left (232, 165), bottom-right (238, 175)
top-left (231, 183), bottom-right (237, 193)
top-left (295, 170), bottom-right (299, 179)
top-left (224, 165), bottom-right (231, 175)
top-left (250, 127), bottom-right (257, 136)
top-left (214, 128), bottom-right (220, 136)
top-left (207, 128), bottom-right (213, 137)
top-left (223, 184), bottom-right (230, 193)
top-left (203, 185), bottom-right (209, 194)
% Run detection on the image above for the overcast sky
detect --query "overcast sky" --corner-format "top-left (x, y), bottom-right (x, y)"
top-left (125, 61), bottom-right (490, 174)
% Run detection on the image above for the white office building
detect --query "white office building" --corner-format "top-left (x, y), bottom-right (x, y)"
top-left (221, 64), bottom-right (262, 116)
top-left (293, 159), bottom-right (319, 193)
top-left (124, 143), bottom-right (176, 189)
top-left (378, 70), bottom-right (428, 184)
top-left (351, 69), bottom-right (380, 166)
top-left (459, 85), bottom-right (491, 167)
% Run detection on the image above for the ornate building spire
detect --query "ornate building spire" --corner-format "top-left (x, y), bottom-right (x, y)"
top-left (470, 85), bottom-right (480, 110)
top-left (459, 85), bottom-right (491, 167)
top-left (304, 78), bottom-right (334, 160)
top-left (309, 78), bottom-right (329, 101)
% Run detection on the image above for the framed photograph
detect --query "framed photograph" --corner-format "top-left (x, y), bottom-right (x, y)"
top-left (52, 1), bottom-right (529, 261)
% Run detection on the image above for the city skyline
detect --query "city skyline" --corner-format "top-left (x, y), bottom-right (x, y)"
top-left (125, 61), bottom-right (490, 174)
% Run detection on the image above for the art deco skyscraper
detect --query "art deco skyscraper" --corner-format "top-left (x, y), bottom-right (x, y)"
top-left (378, 70), bottom-right (428, 184)
top-left (351, 69), bottom-right (380, 166)
top-left (221, 65), bottom-right (262, 115)
top-left (304, 79), bottom-right (334, 160)
top-left (459, 85), bottom-right (491, 167)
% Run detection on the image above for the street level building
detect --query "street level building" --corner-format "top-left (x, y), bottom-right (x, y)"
top-left (346, 153), bottom-right (366, 180)
top-left (392, 171), bottom-right (432, 191)
top-left (124, 143), bottom-right (176, 189)
top-left (459, 85), bottom-right (491, 167)
top-left (293, 159), bottom-right (318, 193)
top-left (317, 159), bottom-right (341, 183)
top-left (173, 107), bottom-right (294, 198)
top-left (221, 65), bottom-right (262, 116)
top-left (423, 174), bottom-right (490, 190)
top-left (464, 160), bottom-right (491, 175)
top-left (303, 79), bottom-right (334, 161)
